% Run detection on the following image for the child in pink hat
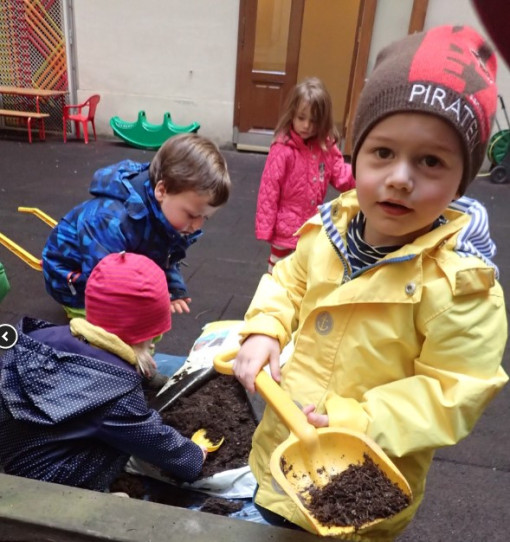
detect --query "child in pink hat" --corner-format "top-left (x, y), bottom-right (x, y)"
top-left (0, 252), bottom-right (207, 491)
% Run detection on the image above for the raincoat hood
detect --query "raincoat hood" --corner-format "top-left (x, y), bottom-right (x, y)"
top-left (317, 193), bottom-right (500, 280)
top-left (90, 159), bottom-right (202, 243)
top-left (89, 159), bottom-right (151, 219)
top-left (0, 318), bottom-right (139, 425)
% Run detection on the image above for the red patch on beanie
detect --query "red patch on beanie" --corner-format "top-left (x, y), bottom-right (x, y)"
top-left (408, 25), bottom-right (497, 143)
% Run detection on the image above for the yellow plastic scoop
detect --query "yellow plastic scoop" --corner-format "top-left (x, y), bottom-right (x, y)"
top-left (214, 349), bottom-right (412, 537)
top-left (191, 428), bottom-right (224, 453)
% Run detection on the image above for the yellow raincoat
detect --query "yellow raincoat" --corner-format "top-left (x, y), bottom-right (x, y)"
top-left (242, 191), bottom-right (508, 541)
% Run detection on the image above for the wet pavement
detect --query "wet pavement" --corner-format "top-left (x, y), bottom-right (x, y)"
top-left (0, 131), bottom-right (509, 541)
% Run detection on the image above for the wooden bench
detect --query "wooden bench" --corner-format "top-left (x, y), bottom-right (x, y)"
top-left (0, 109), bottom-right (50, 143)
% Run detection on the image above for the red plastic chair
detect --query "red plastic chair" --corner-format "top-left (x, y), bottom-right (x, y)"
top-left (62, 94), bottom-right (100, 143)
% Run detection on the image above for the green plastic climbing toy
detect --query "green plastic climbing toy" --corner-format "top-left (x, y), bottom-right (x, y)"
top-left (110, 110), bottom-right (200, 150)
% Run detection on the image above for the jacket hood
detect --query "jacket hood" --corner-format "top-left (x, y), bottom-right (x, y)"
top-left (89, 159), bottom-right (202, 244)
top-left (0, 318), bottom-right (140, 425)
top-left (449, 196), bottom-right (499, 277)
top-left (90, 159), bottom-right (151, 220)
top-left (316, 192), bottom-right (499, 277)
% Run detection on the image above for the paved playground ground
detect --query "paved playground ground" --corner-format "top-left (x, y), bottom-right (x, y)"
top-left (0, 132), bottom-right (509, 541)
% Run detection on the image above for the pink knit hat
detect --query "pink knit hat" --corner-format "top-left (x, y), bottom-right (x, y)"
top-left (85, 252), bottom-right (171, 344)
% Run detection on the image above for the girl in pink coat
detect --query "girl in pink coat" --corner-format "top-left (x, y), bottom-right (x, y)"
top-left (255, 77), bottom-right (355, 273)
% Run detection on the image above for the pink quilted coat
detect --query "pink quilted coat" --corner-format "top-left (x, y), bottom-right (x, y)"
top-left (255, 129), bottom-right (355, 249)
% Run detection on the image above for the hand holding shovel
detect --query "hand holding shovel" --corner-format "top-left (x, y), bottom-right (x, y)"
top-left (214, 349), bottom-right (412, 537)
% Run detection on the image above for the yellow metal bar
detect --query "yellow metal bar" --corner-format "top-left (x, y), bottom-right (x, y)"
top-left (0, 233), bottom-right (42, 271)
top-left (17, 206), bottom-right (57, 228)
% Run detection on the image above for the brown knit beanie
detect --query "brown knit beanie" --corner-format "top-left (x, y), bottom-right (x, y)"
top-left (352, 25), bottom-right (497, 195)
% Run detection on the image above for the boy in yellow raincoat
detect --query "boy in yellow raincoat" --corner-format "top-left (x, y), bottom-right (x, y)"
top-left (234, 25), bottom-right (508, 541)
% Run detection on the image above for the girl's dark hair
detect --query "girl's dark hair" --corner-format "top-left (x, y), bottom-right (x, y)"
top-left (274, 77), bottom-right (339, 149)
top-left (149, 133), bottom-right (230, 207)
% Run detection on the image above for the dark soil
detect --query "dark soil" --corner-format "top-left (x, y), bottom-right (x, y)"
top-left (110, 471), bottom-right (246, 517)
top-left (160, 373), bottom-right (257, 478)
top-left (110, 471), bottom-right (146, 499)
top-left (199, 497), bottom-right (244, 516)
top-left (304, 454), bottom-right (411, 529)
top-left (111, 373), bottom-right (257, 517)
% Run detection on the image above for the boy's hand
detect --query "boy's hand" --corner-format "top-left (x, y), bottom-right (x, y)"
top-left (302, 404), bottom-right (329, 428)
top-left (234, 334), bottom-right (281, 394)
top-left (170, 297), bottom-right (191, 314)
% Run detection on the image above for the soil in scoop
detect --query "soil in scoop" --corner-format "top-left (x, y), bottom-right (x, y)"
top-left (304, 453), bottom-right (411, 529)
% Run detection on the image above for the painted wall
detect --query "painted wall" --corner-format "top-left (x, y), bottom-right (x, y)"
top-left (69, 0), bottom-right (510, 151)
top-left (70, 0), bottom-right (240, 147)
top-left (368, 0), bottom-right (413, 75)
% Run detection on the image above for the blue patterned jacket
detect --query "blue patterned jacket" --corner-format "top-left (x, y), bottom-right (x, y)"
top-left (42, 160), bottom-right (202, 307)
top-left (0, 317), bottom-right (204, 490)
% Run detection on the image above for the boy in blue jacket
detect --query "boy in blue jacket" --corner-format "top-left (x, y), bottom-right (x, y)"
top-left (42, 133), bottom-right (231, 317)
top-left (0, 252), bottom-right (207, 490)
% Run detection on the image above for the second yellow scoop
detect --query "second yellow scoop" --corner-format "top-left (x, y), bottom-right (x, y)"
top-left (191, 428), bottom-right (225, 452)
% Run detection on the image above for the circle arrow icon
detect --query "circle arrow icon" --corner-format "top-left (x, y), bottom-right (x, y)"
top-left (0, 324), bottom-right (18, 349)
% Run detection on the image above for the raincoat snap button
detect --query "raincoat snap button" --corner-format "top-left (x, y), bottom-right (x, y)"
top-left (315, 311), bottom-right (333, 335)
top-left (405, 282), bottom-right (416, 296)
